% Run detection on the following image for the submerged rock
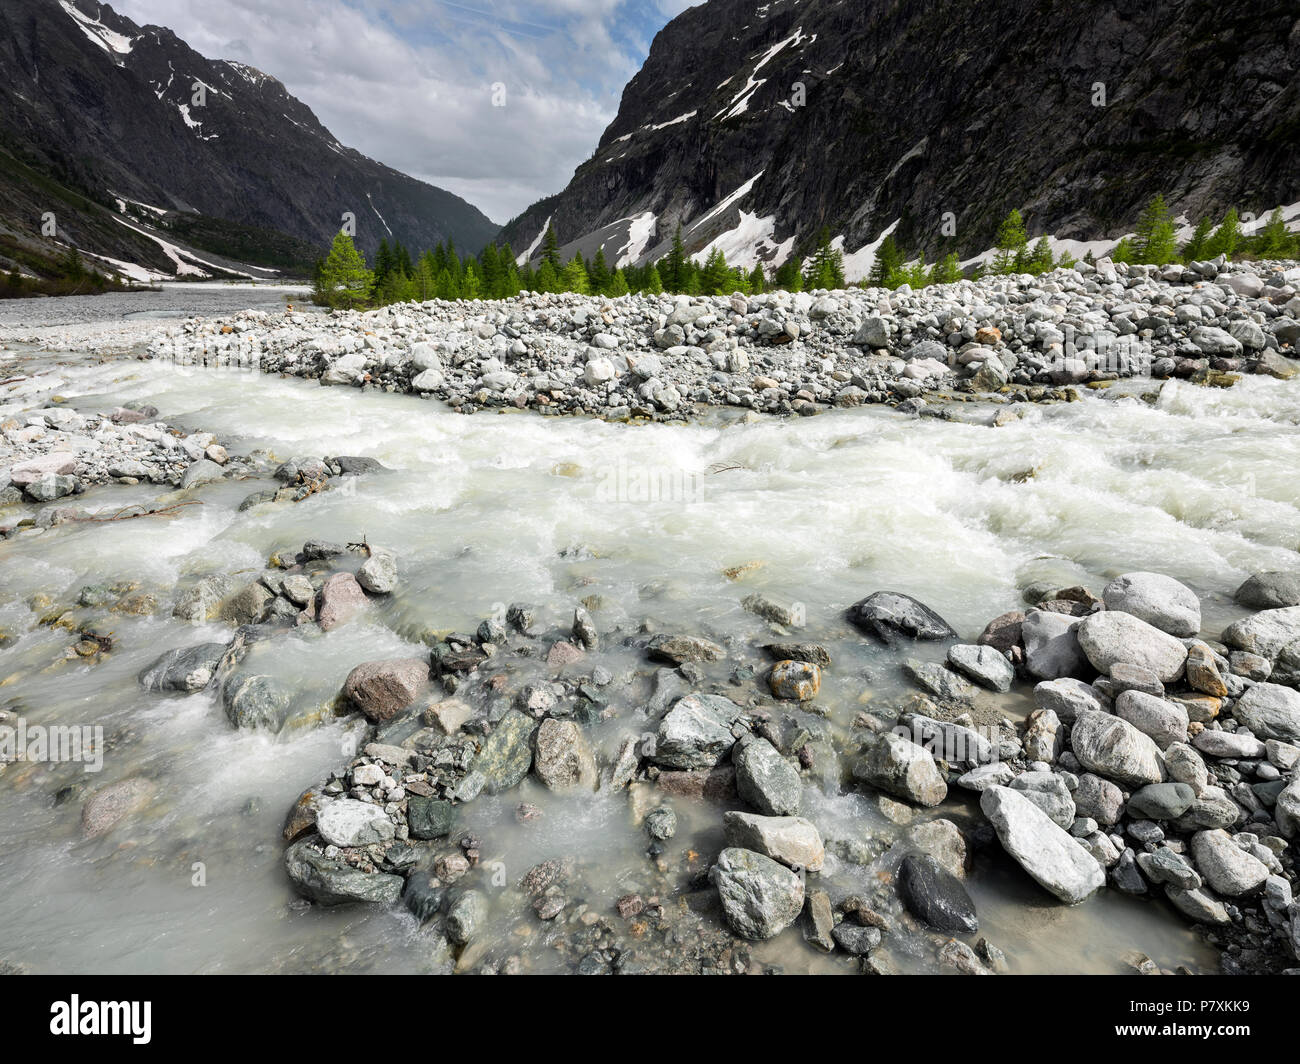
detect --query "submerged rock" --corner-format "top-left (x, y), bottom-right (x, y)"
top-left (138, 642), bottom-right (227, 693)
top-left (81, 777), bottom-right (155, 838)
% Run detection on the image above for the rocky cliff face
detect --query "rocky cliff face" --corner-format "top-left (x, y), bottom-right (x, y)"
top-left (0, 0), bottom-right (498, 273)
top-left (500, 0), bottom-right (1300, 277)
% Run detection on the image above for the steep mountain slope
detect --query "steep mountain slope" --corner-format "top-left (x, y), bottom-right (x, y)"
top-left (500, 0), bottom-right (1300, 277)
top-left (0, 0), bottom-right (499, 277)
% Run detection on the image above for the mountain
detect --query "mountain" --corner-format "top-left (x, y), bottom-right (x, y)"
top-left (0, 0), bottom-right (499, 280)
top-left (499, 0), bottom-right (1300, 279)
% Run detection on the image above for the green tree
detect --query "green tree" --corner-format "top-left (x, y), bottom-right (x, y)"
top-left (644, 265), bottom-right (664, 294)
top-left (803, 227), bottom-right (846, 290)
top-left (315, 231), bottom-right (373, 309)
top-left (698, 247), bottom-right (732, 295)
top-left (929, 252), bottom-right (962, 285)
top-left (542, 224), bottom-right (562, 270)
top-left (1180, 216), bottom-right (1214, 261)
top-left (992, 209), bottom-right (1028, 274)
top-left (562, 255), bottom-right (590, 294)
top-left (1132, 194), bottom-right (1178, 264)
top-left (868, 236), bottom-right (902, 287)
top-left (1205, 208), bottom-right (1242, 259)
top-left (590, 246), bottom-right (610, 293)
top-left (1252, 208), bottom-right (1295, 258)
top-left (608, 268), bottom-right (630, 296)
top-left (1110, 236), bottom-right (1135, 264)
top-left (662, 224), bottom-right (689, 292)
top-left (748, 264), bottom-right (767, 293)
top-left (1027, 236), bottom-right (1055, 274)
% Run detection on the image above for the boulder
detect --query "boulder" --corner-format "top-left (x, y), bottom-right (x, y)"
top-left (1222, 605), bottom-right (1300, 660)
top-left (1070, 709), bottom-right (1165, 787)
top-left (711, 848), bottom-right (805, 940)
top-left (1032, 677), bottom-right (1103, 723)
top-left (853, 731), bottom-right (947, 806)
top-left (1077, 611), bottom-right (1188, 682)
top-left (459, 710), bottom-right (538, 797)
top-left (137, 642), bottom-right (227, 693)
top-left (1235, 571), bottom-right (1300, 610)
top-left (947, 643), bottom-right (1015, 692)
top-left (533, 718), bottom-right (598, 791)
top-left (1101, 572), bottom-right (1201, 637)
top-left (846, 591), bottom-right (957, 645)
top-left (1114, 690), bottom-right (1188, 749)
top-left (1021, 610), bottom-right (1088, 679)
top-left (1190, 829), bottom-right (1269, 896)
top-left (651, 693), bottom-right (745, 769)
top-left (1009, 769), bottom-right (1075, 828)
top-left (897, 854), bottom-right (978, 933)
top-left (317, 572), bottom-right (368, 631)
top-left (980, 786), bottom-right (1105, 904)
top-left (284, 838), bottom-right (404, 905)
top-left (722, 811), bottom-right (824, 871)
top-left (315, 798), bottom-right (395, 847)
top-left (734, 737), bottom-right (802, 816)
top-left (1126, 782), bottom-right (1196, 820)
top-left (342, 658), bottom-right (429, 723)
top-left (1232, 683), bottom-right (1300, 743)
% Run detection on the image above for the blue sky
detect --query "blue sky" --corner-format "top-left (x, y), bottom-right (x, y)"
top-left (113, 0), bottom-right (702, 222)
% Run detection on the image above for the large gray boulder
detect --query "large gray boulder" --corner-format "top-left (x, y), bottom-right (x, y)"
top-left (980, 786), bottom-right (1105, 904)
top-left (315, 798), bottom-right (395, 847)
top-left (853, 731), bottom-right (947, 806)
top-left (711, 848), bottom-right (805, 939)
top-left (652, 693), bottom-right (745, 769)
top-left (533, 718), bottom-right (598, 791)
top-left (1232, 683), bottom-right (1300, 743)
top-left (1222, 605), bottom-right (1300, 660)
top-left (1114, 690), bottom-right (1189, 749)
top-left (734, 737), bottom-right (802, 816)
top-left (1032, 677), bottom-right (1103, 723)
top-left (1070, 709), bottom-right (1166, 787)
top-left (1077, 611), bottom-right (1188, 682)
top-left (1190, 830), bottom-right (1269, 896)
top-left (1234, 571), bottom-right (1300, 610)
top-left (1022, 610), bottom-right (1088, 679)
top-left (1101, 572), bottom-right (1201, 637)
top-left (946, 643), bottom-right (1015, 692)
top-left (722, 812), bottom-right (824, 871)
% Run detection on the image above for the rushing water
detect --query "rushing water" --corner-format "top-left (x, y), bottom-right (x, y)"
top-left (2, 298), bottom-right (1299, 973)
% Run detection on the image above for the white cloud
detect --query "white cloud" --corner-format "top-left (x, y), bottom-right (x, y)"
top-left (111, 0), bottom-right (680, 223)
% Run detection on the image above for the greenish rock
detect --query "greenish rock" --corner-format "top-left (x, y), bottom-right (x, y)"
top-left (138, 642), bottom-right (227, 693)
top-left (407, 796), bottom-right (456, 839)
top-left (710, 847), bottom-right (805, 940)
top-left (468, 709), bottom-right (537, 795)
top-left (284, 838), bottom-right (403, 905)
top-left (734, 736), bottom-right (802, 816)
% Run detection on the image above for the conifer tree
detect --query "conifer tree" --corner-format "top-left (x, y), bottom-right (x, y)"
top-left (699, 248), bottom-right (731, 295)
top-left (316, 231), bottom-right (373, 309)
top-left (992, 209), bottom-right (1028, 274)
top-left (608, 268), bottom-right (630, 296)
top-left (1180, 217), bottom-right (1214, 261)
top-left (1027, 236), bottom-right (1055, 274)
top-left (542, 224), bottom-right (562, 270)
top-left (644, 265), bottom-right (664, 294)
top-left (662, 224), bottom-right (689, 292)
top-left (1132, 194), bottom-right (1177, 264)
top-left (868, 236), bottom-right (902, 287)
top-left (562, 255), bottom-right (589, 294)
top-left (1252, 208), bottom-right (1295, 258)
top-left (748, 264), bottom-right (766, 293)
top-left (590, 247), bottom-right (610, 294)
top-left (1205, 208), bottom-right (1242, 259)
top-left (929, 252), bottom-right (961, 285)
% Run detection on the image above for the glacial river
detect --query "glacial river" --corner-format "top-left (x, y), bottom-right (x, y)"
top-left (1, 287), bottom-right (1297, 973)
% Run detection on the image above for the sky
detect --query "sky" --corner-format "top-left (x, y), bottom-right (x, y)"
top-left (113, 0), bottom-right (702, 224)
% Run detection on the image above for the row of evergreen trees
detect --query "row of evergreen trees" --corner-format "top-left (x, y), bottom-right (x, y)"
top-left (1111, 196), bottom-right (1299, 266)
top-left (311, 203), bottom-right (1298, 310)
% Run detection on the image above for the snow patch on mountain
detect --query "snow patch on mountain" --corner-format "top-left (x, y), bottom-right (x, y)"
top-left (616, 212), bottom-right (657, 267)
top-left (518, 215), bottom-right (553, 265)
top-left (59, 0), bottom-right (135, 58)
